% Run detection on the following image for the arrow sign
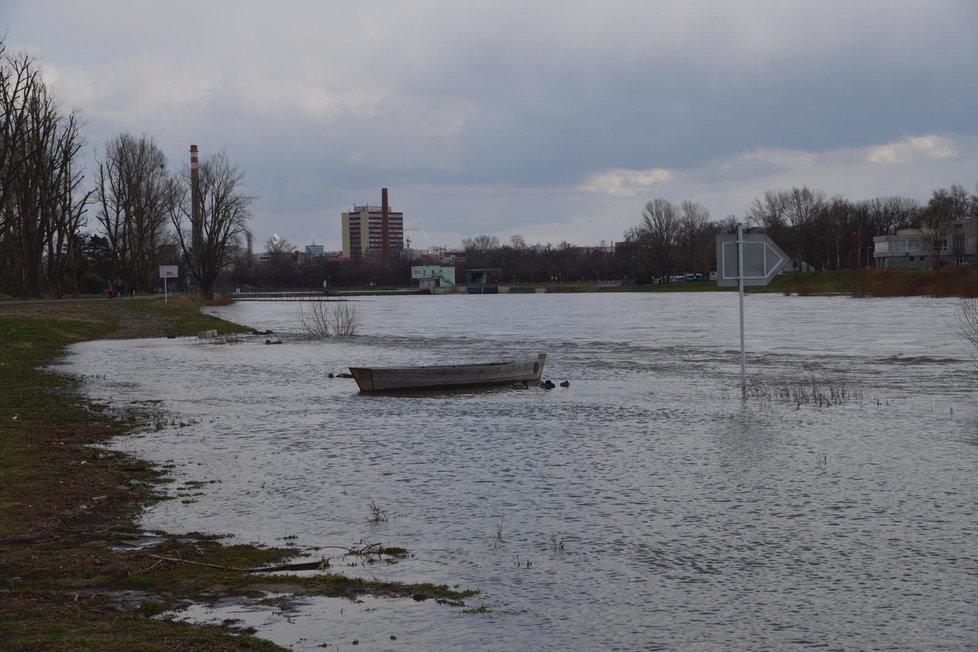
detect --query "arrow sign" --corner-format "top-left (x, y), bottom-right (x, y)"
top-left (715, 232), bottom-right (790, 287)
top-left (715, 227), bottom-right (790, 399)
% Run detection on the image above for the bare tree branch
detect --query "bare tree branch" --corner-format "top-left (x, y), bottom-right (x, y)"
top-left (169, 150), bottom-right (253, 299)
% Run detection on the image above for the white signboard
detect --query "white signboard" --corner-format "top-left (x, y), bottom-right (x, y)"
top-left (715, 233), bottom-right (789, 287)
top-left (159, 265), bottom-right (178, 304)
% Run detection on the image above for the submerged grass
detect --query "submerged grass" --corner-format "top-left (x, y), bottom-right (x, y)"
top-left (0, 296), bottom-right (477, 650)
top-left (746, 370), bottom-right (863, 407)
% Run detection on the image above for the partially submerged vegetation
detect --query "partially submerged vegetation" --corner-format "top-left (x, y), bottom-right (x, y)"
top-left (745, 370), bottom-right (863, 408)
top-left (296, 298), bottom-right (361, 337)
top-left (958, 298), bottom-right (978, 364)
top-left (0, 296), bottom-right (476, 650)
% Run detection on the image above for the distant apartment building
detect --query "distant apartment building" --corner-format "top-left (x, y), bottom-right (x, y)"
top-left (873, 218), bottom-right (977, 269)
top-left (341, 188), bottom-right (404, 257)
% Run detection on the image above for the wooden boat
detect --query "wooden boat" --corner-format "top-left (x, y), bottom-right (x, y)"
top-left (350, 353), bottom-right (546, 393)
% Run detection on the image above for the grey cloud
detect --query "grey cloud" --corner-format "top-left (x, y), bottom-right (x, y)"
top-left (5, 0), bottom-right (978, 249)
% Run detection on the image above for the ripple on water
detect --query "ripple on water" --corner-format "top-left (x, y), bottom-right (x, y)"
top-left (50, 293), bottom-right (978, 650)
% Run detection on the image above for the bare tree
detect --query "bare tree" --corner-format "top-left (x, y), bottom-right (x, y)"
top-left (170, 151), bottom-right (252, 299)
top-left (637, 198), bottom-right (680, 281)
top-left (44, 110), bottom-right (91, 296)
top-left (863, 196), bottom-right (921, 235)
top-left (462, 234), bottom-right (500, 253)
top-left (0, 42), bottom-right (91, 297)
top-left (95, 133), bottom-right (175, 291)
top-left (510, 234), bottom-right (527, 250)
top-left (297, 299), bottom-right (360, 337)
top-left (461, 234), bottom-right (501, 268)
top-left (813, 196), bottom-right (854, 270)
top-left (261, 234), bottom-right (297, 287)
top-left (746, 187), bottom-right (824, 265)
top-left (677, 200), bottom-right (711, 272)
top-left (783, 186), bottom-right (826, 228)
top-left (745, 190), bottom-right (787, 232)
top-left (919, 185), bottom-right (970, 270)
top-left (973, 184), bottom-right (978, 268)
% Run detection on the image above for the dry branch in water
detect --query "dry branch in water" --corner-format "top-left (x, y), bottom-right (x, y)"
top-left (958, 298), bottom-right (978, 362)
top-left (297, 299), bottom-right (360, 337)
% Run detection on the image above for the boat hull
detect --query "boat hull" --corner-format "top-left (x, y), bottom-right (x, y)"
top-left (350, 353), bottom-right (546, 393)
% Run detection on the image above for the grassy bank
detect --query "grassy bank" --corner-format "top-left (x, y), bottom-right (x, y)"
top-left (778, 268), bottom-right (978, 297)
top-left (586, 268), bottom-right (978, 296)
top-left (0, 296), bottom-right (476, 650)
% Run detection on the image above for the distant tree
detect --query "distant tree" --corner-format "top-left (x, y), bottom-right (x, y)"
top-left (261, 234), bottom-right (297, 287)
top-left (637, 198), bottom-right (680, 281)
top-left (95, 133), bottom-right (175, 291)
top-left (462, 234), bottom-right (500, 253)
top-left (228, 230), bottom-right (255, 289)
top-left (745, 190), bottom-right (787, 231)
top-left (677, 200), bottom-right (711, 273)
top-left (462, 234), bottom-right (501, 268)
top-left (920, 185), bottom-right (970, 269)
top-left (714, 215), bottom-right (741, 234)
top-left (169, 151), bottom-right (253, 299)
top-left (811, 196), bottom-right (855, 270)
top-left (264, 234), bottom-right (294, 257)
top-left (973, 183), bottom-right (978, 268)
top-left (862, 196), bottom-right (921, 236)
top-left (81, 234), bottom-right (113, 281)
top-left (783, 187), bottom-right (826, 228)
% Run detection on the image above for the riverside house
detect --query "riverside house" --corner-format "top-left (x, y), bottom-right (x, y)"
top-left (873, 218), bottom-right (977, 269)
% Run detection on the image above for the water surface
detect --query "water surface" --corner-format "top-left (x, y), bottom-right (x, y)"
top-left (55, 293), bottom-right (978, 650)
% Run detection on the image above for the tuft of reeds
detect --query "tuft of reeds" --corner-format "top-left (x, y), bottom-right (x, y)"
top-left (367, 499), bottom-right (388, 523)
top-left (745, 370), bottom-right (863, 408)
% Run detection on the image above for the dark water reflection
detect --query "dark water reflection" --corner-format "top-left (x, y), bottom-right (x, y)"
top-left (55, 293), bottom-right (978, 650)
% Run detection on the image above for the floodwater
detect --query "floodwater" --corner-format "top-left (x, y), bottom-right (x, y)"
top-left (54, 293), bottom-right (978, 650)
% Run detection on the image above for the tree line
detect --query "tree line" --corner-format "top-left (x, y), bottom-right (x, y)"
top-left (0, 39), bottom-right (252, 299)
top-left (455, 185), bottom-right (977, 286)
top-left (4, 37), bottom-right (977, 297)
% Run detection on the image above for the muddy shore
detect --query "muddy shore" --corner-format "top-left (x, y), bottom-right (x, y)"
top-left (0, 297), bottom-right (473, 650)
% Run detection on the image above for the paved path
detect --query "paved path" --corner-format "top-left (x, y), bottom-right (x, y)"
top-left (0, 295), bottom-right (164, 306)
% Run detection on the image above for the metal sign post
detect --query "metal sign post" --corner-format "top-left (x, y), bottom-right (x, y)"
top-left (738, 224), bottom-right (747, 398)
top-left (159, 265), bottom-right (179, 304)
top-left (716, 228), bottom-right (789, 398)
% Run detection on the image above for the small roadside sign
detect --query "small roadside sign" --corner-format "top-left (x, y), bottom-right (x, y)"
top-left (715, 233), bottom-right (789, 287)
top-left (159, 265), bottom-right (178, 304)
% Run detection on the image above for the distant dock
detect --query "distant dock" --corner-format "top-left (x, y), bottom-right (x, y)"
top-left (232, 289), bottom-right (428, 301)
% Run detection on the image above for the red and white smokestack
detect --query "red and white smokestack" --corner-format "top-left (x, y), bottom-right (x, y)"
top-left (190, 144), bottom-right (199, 176)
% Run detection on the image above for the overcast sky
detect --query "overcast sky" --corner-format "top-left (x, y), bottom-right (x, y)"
top-left (6, 0), bottom-right (978, 251)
